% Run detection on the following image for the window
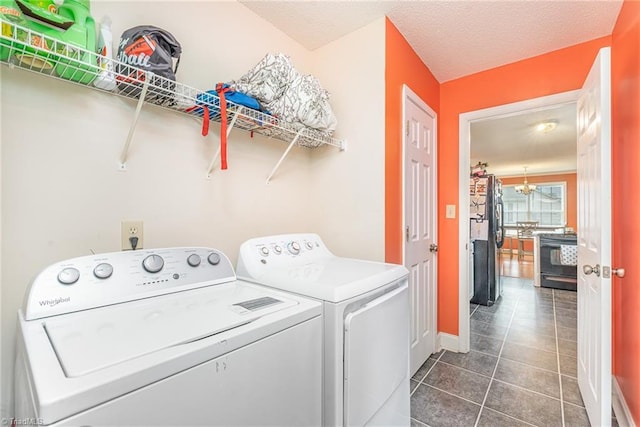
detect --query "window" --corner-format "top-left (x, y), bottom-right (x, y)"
top-left (502, 182), bottom-right (566, 227)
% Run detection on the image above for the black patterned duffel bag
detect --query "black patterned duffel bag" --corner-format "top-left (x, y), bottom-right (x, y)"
top-left (116, 25), bottom-right (181, 106)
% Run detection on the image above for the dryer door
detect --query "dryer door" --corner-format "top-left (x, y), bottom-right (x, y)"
top-left (343, 284), bottom-right (409, 426)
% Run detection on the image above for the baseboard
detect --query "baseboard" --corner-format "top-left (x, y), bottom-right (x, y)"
top-left (437, 332), bottom-right (459, 353)
top-left (613, 377), bottom-right (636, 427)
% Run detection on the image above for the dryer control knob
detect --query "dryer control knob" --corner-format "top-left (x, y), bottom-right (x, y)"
top-left (187, 254), bottom-right (201, 267)
top-left (288, 241), bottom-right (301, 255)
top-left (207, 252), bottom-right (221, 265)
top-left (260, 247), bottom-right (270, 257)
top-left (58, 267), bottom-right (80, 285)
top-left (305, 241), bottom-right (313, 250)
top-left (142, 254), bottom-right (164, 273)
top-left (93, 263), bottom-right (113, 279)
top-left (273, 245), bottom-right (282, 254)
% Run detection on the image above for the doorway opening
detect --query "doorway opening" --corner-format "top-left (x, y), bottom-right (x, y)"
top-left (458, 90), bottom-right (580, 353)
top-left (471, 102), bottom-right (578, 283)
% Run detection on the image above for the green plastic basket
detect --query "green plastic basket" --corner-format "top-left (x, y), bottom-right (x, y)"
top-left (0, 0), bottom-right (97, 84)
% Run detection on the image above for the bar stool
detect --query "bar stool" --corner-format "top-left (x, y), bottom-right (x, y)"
top-left (504, 235), bottom-right (515, 258)
top-left (516, 221), bottom-right (538, 260)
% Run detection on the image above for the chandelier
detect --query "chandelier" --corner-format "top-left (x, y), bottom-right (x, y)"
top-left (515, 167), bottom-right (537, 195)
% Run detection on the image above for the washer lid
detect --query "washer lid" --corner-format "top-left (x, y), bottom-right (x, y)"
top-left (238, 257), bottom-right (408, 302)
top-left (44, 284), bottom-right (294, 378)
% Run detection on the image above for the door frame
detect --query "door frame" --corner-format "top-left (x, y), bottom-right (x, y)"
top-left (458, 90), bottom-right (580, 352)
top-left (402, 84), bottom-right (438, 358)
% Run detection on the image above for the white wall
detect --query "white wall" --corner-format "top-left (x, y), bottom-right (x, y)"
top-left (0, 1), bottom-right (387, 421)
top-left (310, 18), bottom-right (386, 261)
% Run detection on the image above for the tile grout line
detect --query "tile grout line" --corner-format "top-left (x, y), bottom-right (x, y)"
top-left (481, 407), bottom-right (539, 427)
top-left (470, 304), bottom-right (480, 317)
top-left (563, 400), bottom-right (587, 410)
top-left (461, 345), bottom-right (503, 360)
top-left (426, 380), bottom-right (574, 425)
top-left (433, 359), bottom-right (496, 380)
top-left (417, 280), bottom-right (575, 426)
top-left (468, 330), bottom-right (509, 342)
top-left (491, 378), bottom-right (564, 402)
top-left (553, 289), bottom-right (567, 427)
top-left (490, 355), bottom-right (562, 380)
top-left (473, 297), bottom-right (520, 427)
top-left (420, 383), bottom-right (483, 407)
top-left (410, 351), bottom-right (446, 396)
top-left (409, 416), bottom-right (430, 427)
top-left (422, 355), bottom-right (568, 403)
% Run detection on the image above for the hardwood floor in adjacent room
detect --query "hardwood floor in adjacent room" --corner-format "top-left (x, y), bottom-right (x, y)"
top-left (499, 253), bottom-right (534, 279)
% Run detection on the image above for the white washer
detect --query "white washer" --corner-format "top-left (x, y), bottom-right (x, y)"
top-left (15, 247), bottom-right (322, 426)
top-left (237, 234), bottom-right (410, 427)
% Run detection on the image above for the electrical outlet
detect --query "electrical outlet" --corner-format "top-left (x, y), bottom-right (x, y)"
top-left (121, 220), bottom-right (143, 250)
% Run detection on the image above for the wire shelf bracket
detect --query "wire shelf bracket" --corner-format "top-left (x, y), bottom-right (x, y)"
top-left (118, 72), bottom-right (151, 170)
top-left (266, 129), bottom-right (304, 184)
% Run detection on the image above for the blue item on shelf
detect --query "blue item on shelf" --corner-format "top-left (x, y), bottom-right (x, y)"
top-left (188, 86), bottom-right (268, 119)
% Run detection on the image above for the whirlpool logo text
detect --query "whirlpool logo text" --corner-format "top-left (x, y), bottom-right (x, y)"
top-left (38, 296), bottom-right (70, 307)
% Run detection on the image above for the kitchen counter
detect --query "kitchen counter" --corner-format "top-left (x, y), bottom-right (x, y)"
top-left (505, 229), bottom-right (576, 287)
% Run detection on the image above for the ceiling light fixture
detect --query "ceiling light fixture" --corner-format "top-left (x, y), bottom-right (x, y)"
top-left (535, 120), bottom-right (558, 133)
top-left (515, 167), bottom-right (537, 195)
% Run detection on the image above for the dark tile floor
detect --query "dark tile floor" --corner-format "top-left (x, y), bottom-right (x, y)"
top-left (410, 277), bottom-right (618, 427)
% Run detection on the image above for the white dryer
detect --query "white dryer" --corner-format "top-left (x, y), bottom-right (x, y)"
top-left (237, 234), bottom-right (410, 427)
top-left (15, 247), bottom-right (322, 426)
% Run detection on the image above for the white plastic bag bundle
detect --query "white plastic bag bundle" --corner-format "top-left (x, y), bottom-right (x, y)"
top-left (231, 53), bottom-right (295, 104)
top-left (230, 53), bottom-right (337, 140)
top-left (266, 73), bottom-right (337, 134)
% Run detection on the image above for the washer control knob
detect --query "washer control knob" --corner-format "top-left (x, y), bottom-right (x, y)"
top-left (288, 241), bottom-right (301, 255)
top-left (58, 267), bottom-right (80, 285)
top-left (274, 245), bottom-right (282, 254)
top-left (260, 247), bottom-right (270, 257)
top-left (93, 263), bottom-right (113, 279)
top-left (187, 254), bottom-right (201, 267)
top-left (207, 252), bottom-right (221, 265)
top-left (305, 241), bottom-right (313, 250)
top-left (142, 255), bottom-right (164, 273)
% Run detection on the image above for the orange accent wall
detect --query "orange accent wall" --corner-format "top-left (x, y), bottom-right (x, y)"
top-left (384, 6), bottom-right (639, 419)
top-left (612, 0), bottom-right (640, 423)
top-left (438, 37), bottom-right (610, 335)
top-left (500, 173), bottom-right (577, 231)
top-left (385, 19), bottom-right (440, 264)
top-left (438, 37), bottom-right (611, 335)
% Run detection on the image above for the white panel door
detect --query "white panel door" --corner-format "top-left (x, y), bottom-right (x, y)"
top-left (576, 47), bottom-right (612, 427)
top-left (403, 86), bottom-right (437, 376)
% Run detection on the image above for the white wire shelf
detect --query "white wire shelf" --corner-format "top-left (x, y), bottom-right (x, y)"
top-left (0, 18), bottom-right (345, 181)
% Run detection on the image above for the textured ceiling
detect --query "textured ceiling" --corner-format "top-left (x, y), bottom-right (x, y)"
top-left (238, 0), bottom-right (622, 175)
top-left (470, 103), bottom-right (577, 177)
top-left (238, 0), bottom-right (623, 82)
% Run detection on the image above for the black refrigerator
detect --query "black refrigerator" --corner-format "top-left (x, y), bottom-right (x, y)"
top-left (470, 175), bottom-right (505, 306)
